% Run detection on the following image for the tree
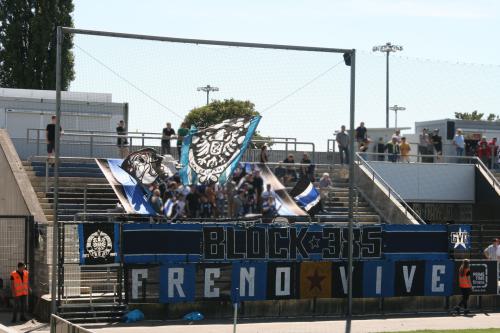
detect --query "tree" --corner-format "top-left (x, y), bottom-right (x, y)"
top-left (184, 99), bottom-right (269, 147)
top-left (0, 0), bottom-right (75, 90)
top-left (454, 110), bottom-right (499, 121)
top-left (486, 113), bottom-right (499, 121)
top-left (454, 110), bottom-right (484, 121)
top-left (184, 99), bottom-right (259, 128)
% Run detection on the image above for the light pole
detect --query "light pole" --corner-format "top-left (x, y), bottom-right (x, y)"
top-left (372, 42), bottom-right (403, 128)
top-left (197, 85), bottom-right (219, 105)
top-left (389, 105), bottom-right (406, 129)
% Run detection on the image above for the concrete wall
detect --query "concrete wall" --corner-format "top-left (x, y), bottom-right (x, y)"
top-left (355, 164), bottom-right (418, 224)
top-left (367, 162), bottom-right (475, 203)
top-left (0, 129), bottom-right (48, 298)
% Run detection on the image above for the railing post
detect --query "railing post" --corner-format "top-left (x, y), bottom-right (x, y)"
top-left (36, 129), bottom-right (40, 156)
top-left (83, 185), bottom-right (87, 216)
top-left (142, 133), bottom-right (145, 148)
top-left (45, 159), bottom-right (49, 193)
top-left (233, 287), bottom-right (239, 333)
top-left (90, 136), bottom-right (94, 157)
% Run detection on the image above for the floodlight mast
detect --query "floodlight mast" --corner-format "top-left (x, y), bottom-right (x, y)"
top-left (389, 104), bottom-right (406, 129)
top-left (197, 85), bottom-right (219, 105)
top-left (372, 42), bottom-right (403, 128)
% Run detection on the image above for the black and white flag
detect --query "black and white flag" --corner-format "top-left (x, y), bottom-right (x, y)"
top-left (289, 176), bottom-right (322, 216)
top-left (121, 148), bottom-right (177, 185)
top-left (78, 223), bottom-right (119, 265)
top-left (180, 116), bottom-right (261, 185)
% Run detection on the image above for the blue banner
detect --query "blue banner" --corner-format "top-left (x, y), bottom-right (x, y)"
top-left (126, 259), bottom-right (499, 303)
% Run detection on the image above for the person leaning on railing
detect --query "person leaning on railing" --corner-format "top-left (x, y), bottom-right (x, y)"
top-left (476, 137), bottom-right (491, 166)
top-left (452, 128), bottom-right (465, 157)
top-left (399, 137), bottom-right (411, 163)
top-left (487, 137), bottom-right (498, 169)
top-left (116, 120), bottom-right (129, 159)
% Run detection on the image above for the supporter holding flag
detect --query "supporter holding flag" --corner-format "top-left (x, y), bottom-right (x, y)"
top-left (290, 176), bottom-right (321, 216)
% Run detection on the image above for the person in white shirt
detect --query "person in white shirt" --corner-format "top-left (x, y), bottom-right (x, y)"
top-left (392, 130), bottom-right (402, 144)
top-left (261, 184), bottom-right (276, 201)
top-left (483, 238), bottom-right (499, 260)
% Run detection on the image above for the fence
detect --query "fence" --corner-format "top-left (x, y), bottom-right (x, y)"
top-left (50, 314), bottom-right (96, 333)
top-left (0, 215), bottom-right (34, 311)
top-left (58, 221), bottom-right (122, 305)
top-left (24, 128), bottom-right (322, 162)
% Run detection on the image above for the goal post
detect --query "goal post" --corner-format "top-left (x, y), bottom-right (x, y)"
top-left (52, 26), bottom-right (357, 315)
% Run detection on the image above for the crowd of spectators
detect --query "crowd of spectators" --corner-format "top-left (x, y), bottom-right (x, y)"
top-left (336, 122), bottom-right (500, 168)
top-left (146, 162), bottom-right (296, 220)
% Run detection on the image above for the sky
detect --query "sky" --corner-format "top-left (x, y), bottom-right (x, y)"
top-left (70, 0), bottom-right (500, 150)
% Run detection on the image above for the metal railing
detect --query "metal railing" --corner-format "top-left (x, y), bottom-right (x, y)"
top-left (355, 153), bottom-right (426, 224)
top-left (473, 156), bottom-right (500, 194)
top-left (50, 314), bottom-right (96, 333)
top-left (26, 128), bottom-right (301, 158)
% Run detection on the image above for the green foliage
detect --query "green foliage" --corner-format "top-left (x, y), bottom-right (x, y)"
top-left (184, 98), bottom-right (269, 148)
top-left (454, 110), bottom-right (499, 121)
top-left (486, 113), bottom-right (499, 121)
top-left (0, 0), bottom-right (75, 90)
top-left (454, 110), bottom-right (484, 121)
top-left (184, 99), bottom-right (259, 128)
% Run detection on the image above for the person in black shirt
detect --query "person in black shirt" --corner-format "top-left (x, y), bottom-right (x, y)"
top-left (161, 122), bottom-right (176, 155)
top-left (355, 122), bottom-right (367, 146)
top-left (199, 195), bottom-right (213, 218)
top-left (46, 116), bottom-right (62, 165)
top-left (116, 120), bottom-right (129, 158)
top-left (186, 186), bottom-right (200, 218)
top-left (375, 137), bottom-right (386, 161)
top-left (431, 129), bottom-right (443, 162)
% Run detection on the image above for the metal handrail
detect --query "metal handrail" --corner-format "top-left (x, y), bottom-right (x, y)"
top-left (472, 156), bottom-right (500, 192)
top-left (26, 128), bottom-right (303, 158)
top-left (355, 153), bottom-right (426, 224)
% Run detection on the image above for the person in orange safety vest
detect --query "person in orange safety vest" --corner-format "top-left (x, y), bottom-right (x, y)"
top-left (10, 262), bottom-right (29, 323)
top-left (454, 259), bottom-right (472, 315)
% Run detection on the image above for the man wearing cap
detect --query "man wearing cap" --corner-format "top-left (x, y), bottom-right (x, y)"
top-left (10, 262), bottom-right (29, 323)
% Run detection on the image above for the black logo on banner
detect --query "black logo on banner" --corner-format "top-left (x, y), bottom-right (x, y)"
top-left (453, 261), bottom-right (498, 295)
top-left (202, 225), bottom-right (382, 261)
top-left (82, 223), bottom-right (117, 265)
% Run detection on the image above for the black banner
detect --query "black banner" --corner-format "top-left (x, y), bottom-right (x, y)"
top-left (79, 223), bottom-right (119, 265)
top-left (454, 260), bottom-right (498, 295)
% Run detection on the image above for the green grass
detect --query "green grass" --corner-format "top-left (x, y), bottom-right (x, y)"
top-left (386, 328), bottom-right (500, 333)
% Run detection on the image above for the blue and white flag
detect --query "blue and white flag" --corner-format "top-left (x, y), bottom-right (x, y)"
top-left (290, 176), bottom-right (322, 216)
top-left (180, 116), bottom-right (261, 185)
